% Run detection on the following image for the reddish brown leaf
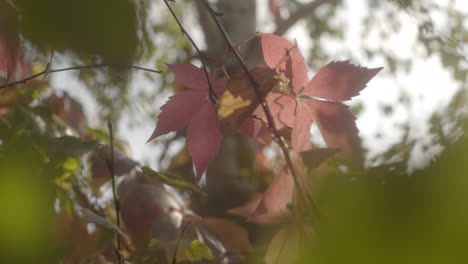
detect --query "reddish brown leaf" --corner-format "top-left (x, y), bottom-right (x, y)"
top-left (149, 64), bottom-right (227, 181)
top-left (0, 1), bottom-right (19, 80)
top-left (291, 102), bottom-right (314, 152)
top-left (147, 90), bottom-right (205, 141)
top-left (308, 100), bottom-right (363, 168)
top-left (288, 40), bottom-right (309, 92)
top-left (253, 169), bottom-right (294, 216)
top-left (237, 117), bottom-right (266, 141)
top-left (187, 101), bottom-right (223, 181)
top-left (218, 67), bottom-right (276, 130)
top-left (203, 217), bottom-right (252, 253)
top-left (167, 64), bottom-right (211, 90)
top-left (305, 61), bottom-right (383, 101)
top-left (261, 34), bottom-right (308, 92)
top-left (265, 93), bottom-right (296, 128)
top-left (260, 34), bottom-right (382, 165)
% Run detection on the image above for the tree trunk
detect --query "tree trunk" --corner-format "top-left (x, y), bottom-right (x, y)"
top-left (194, 0), bottom-right (262, 215)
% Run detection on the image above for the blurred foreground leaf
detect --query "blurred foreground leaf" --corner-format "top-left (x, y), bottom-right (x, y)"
top-left (13, 0), bottom-right (139, 65)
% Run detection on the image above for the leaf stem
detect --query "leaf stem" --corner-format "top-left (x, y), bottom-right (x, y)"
top-left (171, 221), bottom-right (192, 264)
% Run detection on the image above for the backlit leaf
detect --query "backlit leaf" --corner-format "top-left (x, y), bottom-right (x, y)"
top-left (305, 61), bottom-right (383, 101)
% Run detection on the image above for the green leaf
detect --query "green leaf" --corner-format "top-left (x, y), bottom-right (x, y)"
top-left (62, 157), bottom-right (79, 172)
top-left (13, 0), bottom-right (139, 65)
top-left (142, 166), bottom-right (206, 195)
top-left (180, 240), bottom-right (214, 262)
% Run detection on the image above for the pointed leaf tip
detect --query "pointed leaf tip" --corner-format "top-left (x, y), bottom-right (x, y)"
top-left (147, 90), bottom-right (206, 143)
top-left (305, 61), bottom-right (383, 101)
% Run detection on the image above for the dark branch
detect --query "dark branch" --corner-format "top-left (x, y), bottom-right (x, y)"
top-left (163, 0), bottom-right (217, 103)
top-left (273, 0), bottom-right (329, 36)
top-left (0, 64), bottom-right (162, 90)
top-left (106, 121), bottom-right (123, 264)
top-left (199, 0), bottom-right (317, 213)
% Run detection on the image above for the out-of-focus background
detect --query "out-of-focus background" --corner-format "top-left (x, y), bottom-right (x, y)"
top-left (1, 0), bottom-right (467, 263)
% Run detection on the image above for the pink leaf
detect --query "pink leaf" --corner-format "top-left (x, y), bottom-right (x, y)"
top-left (265, 93), bottom-right (296, 128)
top-left (238, 117), bottom-right (265, 140)
top-left (307, 100), bottom-right (364, 168)
top-left (261, 33), bottom-right (293, 70)
top-left (253, 169), bottom-right (294, 216)
top-left (261, 34), bottom-right (308, 93)
top-left (187, 101), bottom-right (223, 181)
top-left (147, 90), bottom-right (205, 142)
top-left (0, 1), bottom-right (19, 80)
top-left (305, 61), bottom-right (383, 101)
top-left (166, 64), bottom-right (211, 90)
top-left (288, 40), bottom-right (309, 93)
top-left (291, 102), bottom-right (314, 152)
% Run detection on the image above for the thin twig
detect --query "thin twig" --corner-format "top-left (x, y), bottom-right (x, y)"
top-left (41, 51), bottom-right (55, 80)
top-left (171, 221), bottom-right (192, 264)
top-left (107, 121), bottom-right (123, 264)
top-left (163, 0), bottom-right (217, 103)
top-left (0, 64), bottom-right (162, 90)
top-left (199, 0), bottom-right (317, 213)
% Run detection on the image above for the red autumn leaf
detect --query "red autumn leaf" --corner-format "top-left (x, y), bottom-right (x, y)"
top-left (147, 90), bottom-right (206, 140)
top-left (305, 60), bottom-right (383, 102)
top-left (203, 217), bottom-right (253, 253)
top-left (187, 101), bottom-right (223, 180)
top-left (291, 101), bottom-right (315, 152)
top-left (230, 151), bottom-right (313, 225)
top-left (261, 33), bottom-right (308, 93)
top-left (308, 100), bottom-right (364, 166)
top-left (237, 117), bottom-right (266, 140)
top-left (0, 1), bottom-right (19, 80)
top-left (148, 64), bottom-right (227, 181)
top-left (266, 92), bottom-right (296, 128)
top-left (253, 168), bottom-right (294, 216)
top-left (260, 34), bottom-right (382, 166)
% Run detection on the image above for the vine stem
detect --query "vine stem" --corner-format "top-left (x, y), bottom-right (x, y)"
top-left (171, 221), bottom-right (192, 264)
top-left (0, 64), bottom-right (162, 90)
top-left (107, 121), bottom-right (123, 264)
top-left (199, 0), bottom-right (317, 213)
top-left (163, 0), bottom-right (217, 103)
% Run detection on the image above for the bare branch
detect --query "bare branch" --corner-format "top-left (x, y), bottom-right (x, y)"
top-left (0, 64), bottom-right (161, 90)
top-left (163, 0), bottom-right (218, 103)
top-left (273, 0), bottom-right (329, 36)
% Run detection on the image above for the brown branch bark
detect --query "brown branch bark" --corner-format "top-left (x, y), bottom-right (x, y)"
top-left (273, 0), bottom-right (329, 36)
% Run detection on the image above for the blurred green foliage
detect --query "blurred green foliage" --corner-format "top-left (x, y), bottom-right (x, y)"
top-left (12, 0), bottom-right (139, 66)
